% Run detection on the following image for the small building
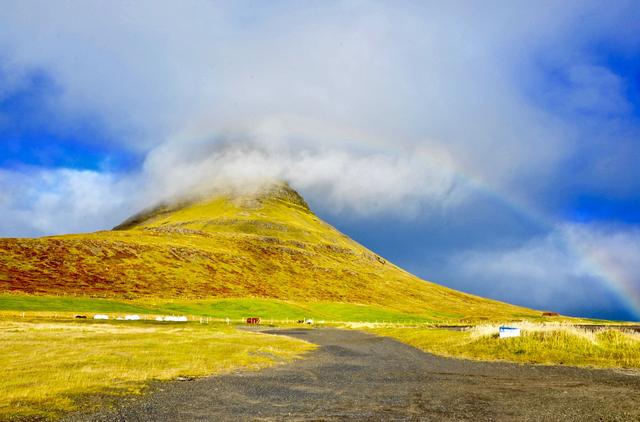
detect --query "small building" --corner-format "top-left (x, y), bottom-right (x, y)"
top-left (499, 326), bottom-right (521, 338)
top-left (93, 314), bottom-right (109, 320)
top-left (164, 316), bottom-right (188, 322)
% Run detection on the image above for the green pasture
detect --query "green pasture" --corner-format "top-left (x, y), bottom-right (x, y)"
top-left (0, 294), bottom-right (437, 323)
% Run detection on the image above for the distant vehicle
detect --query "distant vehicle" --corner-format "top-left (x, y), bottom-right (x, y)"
top-left (93, 314), bottom-right (109, 320)
top-left (246, 317), bottom-right (261, 324)
top-left (74, 315), bottom-right (87, 319)
top-left (499, 326), bottom-right (521, 338)
top-left (161, 316), bottom-right (188, 322)
top-left (124, 315), bottom-right (141, 321)
top-left (305, 319), bottom-right (314, 325)
top-left (542, 312), bottom-right (559, 317)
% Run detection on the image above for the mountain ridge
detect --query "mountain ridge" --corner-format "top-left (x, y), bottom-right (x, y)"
top-left (114, 182), bottom-right (310, 231)
top-left (0, 182), bottom-right (539, 321)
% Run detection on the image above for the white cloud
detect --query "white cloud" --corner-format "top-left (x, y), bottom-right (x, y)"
top-left (2, 0), bottom-right (636, 205)
top-left (564, 223), bottom-right (640, 294)
top-left (0, 2), bottom-right (638, 248)
top-left (0, 141), bottom-right (460, 236)
top-left (452, 223), bottom-right (640, 318)
top-left (0, 168), bottom-right (135, 237)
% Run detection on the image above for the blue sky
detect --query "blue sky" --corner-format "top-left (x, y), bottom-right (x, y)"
top-left (1, 1), bottom-right (640, 320)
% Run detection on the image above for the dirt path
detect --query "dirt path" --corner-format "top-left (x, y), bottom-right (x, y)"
top-left (66, 328), bottom-right (640, 421)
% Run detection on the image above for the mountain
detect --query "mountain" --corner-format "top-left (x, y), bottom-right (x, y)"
top-left (0, 183), bottom-right (538, 321)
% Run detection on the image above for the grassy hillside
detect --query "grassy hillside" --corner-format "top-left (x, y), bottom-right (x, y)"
top-left (0, 183), bottom-right (539, 322)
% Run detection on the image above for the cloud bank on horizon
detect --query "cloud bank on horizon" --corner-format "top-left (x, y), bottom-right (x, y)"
top-left (1, 1), bottom-right (639, 320)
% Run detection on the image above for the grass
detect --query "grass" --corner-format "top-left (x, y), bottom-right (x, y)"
top-left (0, 294), bottom-right (441, 324)
top-left (367, 322), bottom-right (640, 369)
top-left (142, 298), bottom-right (438, 322)
top-left (0, 183), bottom-right (540, 323)
top-left (0, 318), bottom-right (315, 420)
top-left (0, 294), bottom-right (154, 314)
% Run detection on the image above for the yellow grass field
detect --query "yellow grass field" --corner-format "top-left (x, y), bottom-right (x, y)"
top-left (0, 319), bottom-right (315, 420)
top-left (367, 323), bottom-right (640, 369)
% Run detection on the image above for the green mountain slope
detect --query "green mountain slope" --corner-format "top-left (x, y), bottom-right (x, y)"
top-left (0, 183), bottom-right (539, 321)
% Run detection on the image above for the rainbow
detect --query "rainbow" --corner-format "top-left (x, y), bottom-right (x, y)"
top-left (452, 170), bottom-right (640, 320)
top-left (359, 143), bottom-right (640, 320)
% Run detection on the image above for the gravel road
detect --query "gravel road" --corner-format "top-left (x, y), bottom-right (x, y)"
top-left (66, 328), bottom-right (640, 421)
